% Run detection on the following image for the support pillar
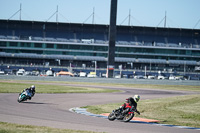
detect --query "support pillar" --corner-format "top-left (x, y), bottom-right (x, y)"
top-left (107, 0), bottom-right (118, 78)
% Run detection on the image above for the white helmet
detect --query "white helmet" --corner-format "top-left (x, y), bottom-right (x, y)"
top-left (31, 85), bottom-right (35, 90)
top-left (133, 95), bottom-right (140, 103)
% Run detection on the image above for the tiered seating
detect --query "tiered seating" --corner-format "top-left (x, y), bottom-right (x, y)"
top-left (0, 20), bottom-right (199, 49)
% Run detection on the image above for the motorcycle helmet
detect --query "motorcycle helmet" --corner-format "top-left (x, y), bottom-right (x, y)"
top-left (133, 95), bottom-right (140, 103)
top-left (31, 85), bottom-right (35, 90)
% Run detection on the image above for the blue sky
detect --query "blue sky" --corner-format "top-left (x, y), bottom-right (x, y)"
top-left (0, 0), bottom-right (200, 29)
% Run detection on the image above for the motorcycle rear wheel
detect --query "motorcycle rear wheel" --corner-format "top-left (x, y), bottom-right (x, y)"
top-left (123, 113), bottom-right (134, 122)
top-left (108, 112), bottom-right (116, 121)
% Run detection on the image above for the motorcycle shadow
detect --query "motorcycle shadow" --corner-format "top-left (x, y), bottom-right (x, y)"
top-left (129, 120), bottom-right (151, 124)
top-left (21, 101), bottom-right (49, 104)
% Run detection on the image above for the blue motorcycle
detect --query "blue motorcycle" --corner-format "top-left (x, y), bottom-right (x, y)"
top-left (17, 90), bottom-right (32, 103)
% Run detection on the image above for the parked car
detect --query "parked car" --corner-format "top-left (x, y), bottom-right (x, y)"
top-left (175, 76), bottom-right (185, 80)
top-left (169, 74), bottom-right (176, 80)
top-left (147, 75), bottom-right (156, 79)
top-left (16, 69), bottom-right (25, 76)
top-left (46, 70), bottom-right (53, 76)
top-left (79, 72), bottom-right (87, 77)
top-left (157, 75), bottom-right (165, 80)
top-left (134, 75), bottom-right (145, 79)
top-left (87, 72), bottom-right (97, 78)
top-left (0, 71), bottom-right (5, 75)
top-left (115, 75), bottom-right (121, 79)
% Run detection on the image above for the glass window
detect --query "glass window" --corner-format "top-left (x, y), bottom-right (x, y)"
top-left (46, 44), bottom-right (54, 48)
top-left (0, 41), bottom-right (7, 47)
top-left (69, 45), bottom-right (80, 50)
top-left (44, 51), bottom-right (62, 55)
top-left (57, 44), bottom-right (63, 49)
top-left (34, 43), bottom-right (43, 48)
top-left (9, 42), bottom-right (18, 47)
top-left (81, 45), bottom-right (93, 50)
top-left (96, 53), bottom-right (107, 57)
top-left (21, 42), bottom-right (31, 47)
top-left (186, 50), bottom-right (191, 55)
top-left (192, 51), bottom-right (200, 56)
top-left (93, 46), bottom-right (108, 51)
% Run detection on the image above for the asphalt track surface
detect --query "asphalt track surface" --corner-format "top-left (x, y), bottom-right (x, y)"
top-left (0, 76), bottom-right (200, 133)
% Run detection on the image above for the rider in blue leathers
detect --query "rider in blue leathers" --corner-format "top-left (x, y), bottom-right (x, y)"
top-left (20, 85), bottom-right (35, 100)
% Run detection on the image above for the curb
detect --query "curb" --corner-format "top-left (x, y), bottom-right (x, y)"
top-left (100, 113), bottom-right (160, 123)
top-left (69, 107), bottom-right (200, 131)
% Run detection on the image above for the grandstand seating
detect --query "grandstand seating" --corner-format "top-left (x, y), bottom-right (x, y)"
top-left (0, 20), bottom-right (199, 49)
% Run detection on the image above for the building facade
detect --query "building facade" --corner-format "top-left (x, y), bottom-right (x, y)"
top-left (0, 20), bottom-right (200, 72)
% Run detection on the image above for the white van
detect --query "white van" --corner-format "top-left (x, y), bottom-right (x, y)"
top-left (0, 71), bottom-right (5, 75)
top-left (80, 72), bottom-right (87, 77)
top-left (16, 69), bottom-right (25, 76)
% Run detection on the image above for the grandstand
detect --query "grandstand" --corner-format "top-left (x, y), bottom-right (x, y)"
top-left (0, 19), bottom-right (200, 74)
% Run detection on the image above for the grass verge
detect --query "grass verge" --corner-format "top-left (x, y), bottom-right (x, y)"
top-left (0, 82), bottom-right (120, 93)
top-left (1, 79), bottom-right (200, 92)
top-left (119, 84), bottom-right (200, 92)
top-left (84, 95), bottom-right (200, 128)
top-left (0, 122), bottom-right (102, 133)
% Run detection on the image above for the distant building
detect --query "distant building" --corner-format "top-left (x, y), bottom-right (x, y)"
top-left (0, 19), bottom-right (199, 72)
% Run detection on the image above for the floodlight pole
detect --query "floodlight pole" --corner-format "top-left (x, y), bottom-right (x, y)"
top-left (92, 7), bottom-right (95, 24)
top-left (164, 11), bottom-right (167, 28)
top-left (20, 3), bottom-right (22, 20)
top-left (56, 5), bottom-right (58, 23)
top-left (107, 0), bottom-right (118, 78)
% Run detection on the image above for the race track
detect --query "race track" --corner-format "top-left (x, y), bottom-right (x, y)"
top-left (0, 77), bottom-right (199, 133)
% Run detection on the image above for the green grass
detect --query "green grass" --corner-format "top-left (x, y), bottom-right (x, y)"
top-left (1, 79), bottom-right (200, 92)
top-left (36, 81), bottom-right (200, 92)
top-left (0, 122), bottom-right (103, 133)
top-left (119, 84), bottom-right (200, 91)
top-left (140, 95), bottom-right (200, 127)
top-left (85, 95), bottom-right (200, 128)
top-left (0, 82), bottom-right (120, 93)
top-left (43, 80), bottom-right (200, 91)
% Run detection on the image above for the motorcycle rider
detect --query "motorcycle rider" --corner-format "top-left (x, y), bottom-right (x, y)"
top-left (120, 95), bottom-right (140, 115)
top-left (20, 85), bottom-right (35, 100)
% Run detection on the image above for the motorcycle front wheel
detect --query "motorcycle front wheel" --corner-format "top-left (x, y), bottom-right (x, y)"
top-left (123, 113), bottom-right (134, 122)
top-left (17, 94), bottom-right (26, 103)
top-left (17, 98), bottom-right (22, 103)
top-left (108, 112), bottom-right (116, 121)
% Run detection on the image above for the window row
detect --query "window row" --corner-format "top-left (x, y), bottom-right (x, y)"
top-left (0, 41), bottom-right (200, 56)
top-left (2, 49), bottom-right (199, 61)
